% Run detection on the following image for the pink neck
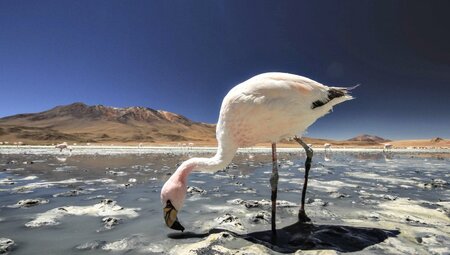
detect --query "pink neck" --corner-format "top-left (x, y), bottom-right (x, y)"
top-left (172, 144), bottom-right (238, 184)
top-left (176, 162), bottom-right (196, 184)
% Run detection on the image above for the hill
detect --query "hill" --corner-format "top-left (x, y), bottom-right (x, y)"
top-left (347, 134), bottom-right (390, 144)
top-left (1, 104), bottom-right (446, 148)
top-left (0, 103), bottom-right (216, 145)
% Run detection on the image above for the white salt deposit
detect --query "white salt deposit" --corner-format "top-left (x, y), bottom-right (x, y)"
top-left (25, 199), bottom-right (139, 228)
top-left (0, 238), bottom-right (15, 254)
top-left (1, 145), bottom-right (448, 156)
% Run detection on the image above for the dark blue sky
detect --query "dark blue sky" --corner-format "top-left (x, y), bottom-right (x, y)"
top-left (1, 1), bottom-right (449, 139)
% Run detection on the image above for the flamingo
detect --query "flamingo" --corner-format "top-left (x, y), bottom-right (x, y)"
top-left (383, 143), bottom-right (392, 152)
top-left (324, 143), bottom-right (331, 153)
top-left (55, 142), bottom-right (70, 152)
top-left (161, 72), bottom-right (356, 233)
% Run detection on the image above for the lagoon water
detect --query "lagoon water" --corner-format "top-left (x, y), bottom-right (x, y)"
top-left (0, 150), bottom-right (449, 254)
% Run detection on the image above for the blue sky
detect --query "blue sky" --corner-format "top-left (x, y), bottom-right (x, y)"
top-left (1, 1), bottom-right (449, 139)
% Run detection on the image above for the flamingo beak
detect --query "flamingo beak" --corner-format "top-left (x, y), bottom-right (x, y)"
top-left (163, 200), bottom-right (185, 232)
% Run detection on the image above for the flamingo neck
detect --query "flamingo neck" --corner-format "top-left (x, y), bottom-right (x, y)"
top-left (175, 144), bottom-right (237, 184)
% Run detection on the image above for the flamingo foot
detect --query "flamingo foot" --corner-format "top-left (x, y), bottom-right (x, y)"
top-left (298, 210), bottom-right (311, 223)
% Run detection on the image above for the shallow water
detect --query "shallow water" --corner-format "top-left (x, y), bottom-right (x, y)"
top-left (0, 151), bottom-right (449, 254)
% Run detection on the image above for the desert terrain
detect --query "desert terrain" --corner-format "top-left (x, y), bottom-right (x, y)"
top-left (0, 103), bottom-right (447, 149)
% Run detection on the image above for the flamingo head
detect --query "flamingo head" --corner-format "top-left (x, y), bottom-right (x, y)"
top-left (160, 175), bottom-right (187, 232)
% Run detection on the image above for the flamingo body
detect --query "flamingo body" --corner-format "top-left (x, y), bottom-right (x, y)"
top-left (217, 73), bottom-right (351, 148)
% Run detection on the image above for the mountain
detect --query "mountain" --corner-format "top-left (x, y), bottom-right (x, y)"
top-left (2, 104), bottom-right (440, 147)
top-left (347, 134), bottom-right (390, 143)
top-left (0, 103), bottom-right (216, 144)
top-left (430, 137), bottom-right (444, 143)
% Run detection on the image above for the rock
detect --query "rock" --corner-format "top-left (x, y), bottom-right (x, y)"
top-left (415, 234), bottom-right (446, 246)
top-left (85, 195), bottom-right (106, 200)
top-left (215, 213), bottom-right (245, 231)
top-left (306, 198), bottom-right (329, 207)
top-left (405, 215), bottom-right (427, 225)
top-left (10, 198), bottom-right (49, 208)
top-left (236, 187), bottom-right (256, 194)
top-left (122, 183), bottom-right (133, 188)
top-left (249, 211), bottom-right (270, 224)
top-left (187, 186), bottom-right (206, 195)
top-left (212, 244), bottom-right (271, 255)
top-left (75, 236), bottom-right (164, 253)
top-left (171, 232), bottom-right (270, 255)
top-left (424, 179), bottom-right (448, 189)
top-left (102, 216), bottom-right (121, 229)
top-left (170, 232), bottom-right (233, 255)
top-left (229, 199), bottom-right (259, 208)
top-left (101, 235), bottom-right (149, 251)
top-left (229, 198), bottom-right (297, 209)
top-left (382, 195), bottom-right (398, 200)
top-left (75, 240), bottom-right (107, 250)
top-left (0, 179), bottom-right (14, 185)
top-left (375, 237), bottom-right (419, 254)
top-left (53, 188), bottom-right (91, 197)
top-left (329, 192), bottom-right (350, 199)
top-left (106, 170), bottom-right (127, 176)
top-left (0, 238), bottom-right (14, 254)
top-left (368, 212), bottom-right (380, 220)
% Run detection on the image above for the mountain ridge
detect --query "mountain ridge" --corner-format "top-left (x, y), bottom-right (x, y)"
top-left (2, 103), bottom-right (431, 147)
top-left (347, 134), bottom-right (390, 143)
top-left (0, 102), bottom-right (216, 144)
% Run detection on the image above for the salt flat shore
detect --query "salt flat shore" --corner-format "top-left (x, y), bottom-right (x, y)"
top-left (1, 145), bottom-right (449, 155)
top-left (0, 149), bottom-right (449, 254)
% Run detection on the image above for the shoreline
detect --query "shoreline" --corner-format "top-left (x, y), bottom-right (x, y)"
top-left (0, 145), bottom-right (449, 155)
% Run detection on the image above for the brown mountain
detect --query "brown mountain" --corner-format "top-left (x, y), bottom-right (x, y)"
top-left (430, 137), bottom-right (444, 143)
top-left (0, 103), bottom-right (216, 144)
top-left (2, 104), bottom-right (442, 148)
top-left (347, 134), bottom-right (390, 143)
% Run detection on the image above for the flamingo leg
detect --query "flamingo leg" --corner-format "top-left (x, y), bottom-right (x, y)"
top-left (270, 142), bottom-right (279, 235)
top-left (293, 136), bottom-right (312, 222)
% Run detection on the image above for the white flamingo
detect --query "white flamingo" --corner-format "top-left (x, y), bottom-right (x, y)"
top-left (55, 142), bottom-right (71, 152)
top-left (383, 143), bottom-right (392, 152)
top-left (161, 72), bottom-right (356, 233)
top-left (324, 143), bottom-right (331, 153)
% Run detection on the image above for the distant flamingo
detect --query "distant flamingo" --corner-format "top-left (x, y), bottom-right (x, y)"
top-left (161, 72), bottom-right (356, 234)
top-left (383, 143), bottom-right (392, 152)
top-left (55, 142), bottom-right (71, 152)
top-left (324, 143), bottom-right (332, 153)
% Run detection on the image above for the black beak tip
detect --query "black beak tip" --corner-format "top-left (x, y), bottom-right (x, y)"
top-left (170, 220), bottom-right (185, 232)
